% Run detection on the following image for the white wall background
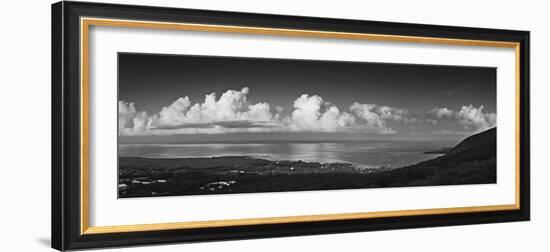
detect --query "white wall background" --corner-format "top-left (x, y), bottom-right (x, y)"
top-left (0, 0), bottom-right (546, 251)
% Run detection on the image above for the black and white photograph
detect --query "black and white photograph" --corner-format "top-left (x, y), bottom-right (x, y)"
top-left (118, 53), bottom-right (497, 198)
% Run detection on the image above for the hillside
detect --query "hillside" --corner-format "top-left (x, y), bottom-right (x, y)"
top-left (384, 127), bottom-right (497, 186)
top-left (448, 127), bottom-right (496, 155)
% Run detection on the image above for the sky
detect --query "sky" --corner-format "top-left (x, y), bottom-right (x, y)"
top-left (118, 53), bottom-right (496, 143)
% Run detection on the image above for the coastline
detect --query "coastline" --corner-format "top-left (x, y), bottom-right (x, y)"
top-left (118, 155), bottom-right (395, 198)
top-left (118, 128), bottom-right (496, 198)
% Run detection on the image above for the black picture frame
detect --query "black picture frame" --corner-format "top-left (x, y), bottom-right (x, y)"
top-left (52, 1), bottom-right (530, 251)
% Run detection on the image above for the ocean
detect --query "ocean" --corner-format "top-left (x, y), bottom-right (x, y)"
top-left (119, 140), bottom-right (455, 169)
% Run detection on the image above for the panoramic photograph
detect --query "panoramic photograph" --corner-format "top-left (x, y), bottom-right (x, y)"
top-left (117, 53), bottom-right (497, 198)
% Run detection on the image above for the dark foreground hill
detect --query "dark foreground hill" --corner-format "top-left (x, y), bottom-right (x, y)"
top-left (376, 127), bottom-right (496, 187)
top-left (119, 128), bottom-right (496, 198)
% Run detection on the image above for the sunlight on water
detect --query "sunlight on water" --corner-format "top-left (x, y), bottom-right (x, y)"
top-left (119, 140), bottom-right (453, 169)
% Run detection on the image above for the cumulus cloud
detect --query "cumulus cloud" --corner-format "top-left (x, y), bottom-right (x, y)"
top-left (349, 103), bottom-right (395, 133)
top-left (118, 101), bottom-right (155, 135)
top-left (286, 94), bottom-right (356, 132)
top-left (429, 107), bottom-right (454, 119)
top-left (375, 106), bottom-right (409, 122)
top-left (119, 87), bottom-right (278, 135)
top-left (426, 105), bottom-right (496, 133)
top-left (119, 101), bottom-right (137, 129)
top-left (156, 87), bottom-right (275, 128)
top-left (118, 87), bottom-right (495, 136)
top-left (119, 87), bottom-right (413, 135)
top-left (456, 104), bottom-right (496, 132)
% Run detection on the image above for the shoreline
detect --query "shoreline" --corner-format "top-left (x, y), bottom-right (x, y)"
top-left (118, 155), bottom-right (393, 198)
top-left (118, 155), bottom-right (400, 170)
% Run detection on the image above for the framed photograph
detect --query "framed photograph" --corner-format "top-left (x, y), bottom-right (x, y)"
top-left (52, 1), bottom-right (530, 250)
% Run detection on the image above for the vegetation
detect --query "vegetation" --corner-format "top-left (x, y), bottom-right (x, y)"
top-left (119, 127), bottom-right (496, 198)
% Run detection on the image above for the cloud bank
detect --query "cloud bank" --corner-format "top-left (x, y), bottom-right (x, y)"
top-left (119, 87), bottom-right (496, 136)
top-left (156, 87), bottom-right (275, 127)
top-left (427, 105), bottom-right (497, 132)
